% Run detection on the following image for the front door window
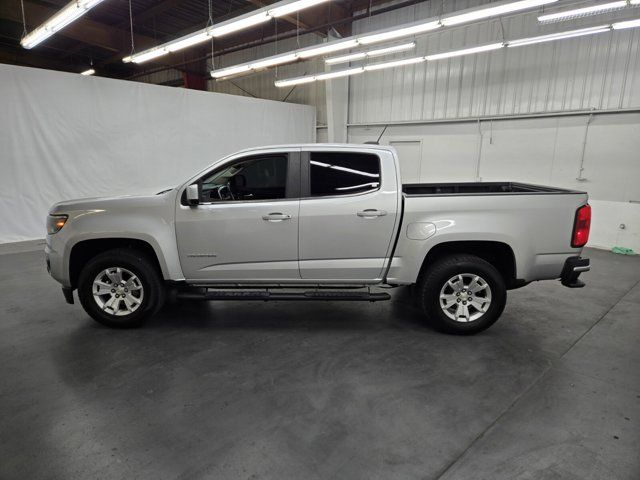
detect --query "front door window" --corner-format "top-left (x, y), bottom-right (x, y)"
top-left (200, 155), bottom-right (288, 202)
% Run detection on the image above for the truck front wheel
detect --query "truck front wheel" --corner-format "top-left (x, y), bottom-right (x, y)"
top-left (77, 248), bottom-right (165, 328)
top-left (417, 254), bottom-right (507, 335)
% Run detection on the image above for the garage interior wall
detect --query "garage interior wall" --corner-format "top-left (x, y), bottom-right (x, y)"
top-left (328, 0), bottom-right (640, 252)
top-left (209, 33), bottom-right (328, 128)
top-left (0, 63), bottom-right (316, 244)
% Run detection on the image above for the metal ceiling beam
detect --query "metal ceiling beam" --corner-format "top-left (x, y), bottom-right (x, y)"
top-left (57, 0), bottom-right (188, 60)
top-left (0, 0), bottom-right (157, 53)
top-left (114, 0), bottom-right (187, 30)
top-left (247, 0), bottom-right (325, 37)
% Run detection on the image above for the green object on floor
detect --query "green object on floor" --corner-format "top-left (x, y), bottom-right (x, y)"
top-left (611, 246), bottom-right (636, 255)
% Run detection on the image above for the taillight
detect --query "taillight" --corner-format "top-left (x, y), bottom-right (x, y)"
top-left (571, 204), bottom-right (591, 247)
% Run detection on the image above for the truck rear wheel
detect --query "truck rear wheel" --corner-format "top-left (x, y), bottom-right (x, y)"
top-left (417, 254), bottom-right (506, 335)
top-left (77, 248), bottom-right (165, 328)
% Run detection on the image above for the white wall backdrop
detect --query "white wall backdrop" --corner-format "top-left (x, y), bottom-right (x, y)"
top-left (0, 63), bottom-right (315, 244)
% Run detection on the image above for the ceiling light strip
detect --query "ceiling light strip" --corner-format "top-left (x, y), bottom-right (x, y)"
top-left (506, 25), bottom-right (611, 47)
top-left (275, 43), bottom-right (500, 87)
top-left (274, 19), bottom-right (640, 87)
top-left (21, 0), bottom-right (106, 49)
top-left (538, 1), bottom-right (629, 23)
top-left (325, 42), bottom-right (416, 65)
top-left (211, 0), bottom-right (559, 79)
top-left (123, 0), bottom-right (330, 64)
top-left (613, 17), bottom-right (640, 28)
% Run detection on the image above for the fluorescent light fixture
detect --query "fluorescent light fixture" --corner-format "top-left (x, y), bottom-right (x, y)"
top-left (211, 64), bottom-right (252, 79)
top-left (612, 18), bottom-right (640, 29)
top-left (212, 0), bottom-right (561, 80)
top-left (315, 67), bottom-right (364, 81)
top-left (211, 11), bottom-right (270, 37)
top-left (250, 53), bottom-right (298, 70)
top-left (364, 56), bottom-right (426, 71)
top-left (268, 0), bottom-right (330, 17)
top-left (326, 42), bottom-right (416, 65)
top-left (425, 42), bottom-right (504, 61)
top-left (538, 1), bottom-right (627, 23)
top-left (326, 52), bottom-right (367, 64)
top-left (123, 0), bottom-right (330, 64)
top-left (166, 31), bottom-right (211, 52)
top-left (357, 21), bottom-right (441, 45)
top-left (80, 68), bottom-right (95, 75)
top-left (21, 0), bottom-right (106, 49)
top-left (441, 0), bottom-right (558, 26)
top-left (274, 66), bottom-right (363, 87)
top-left (274, 76), bottom-right (317, 87)
top-left (367, 42), bottom-right (417, 57)
top-left (507, 25), bottom-right (611, 47)
top-left (123, 48), bottom-right (167, 64)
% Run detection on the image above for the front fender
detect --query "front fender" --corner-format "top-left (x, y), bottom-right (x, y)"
top-left (47, 193), bottom-right (184, 286)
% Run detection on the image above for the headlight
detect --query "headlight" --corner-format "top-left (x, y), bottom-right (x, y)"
top-left (47, 215), bottom-right (68, 234)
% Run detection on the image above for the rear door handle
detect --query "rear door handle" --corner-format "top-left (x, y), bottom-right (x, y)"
top-left (262, 212), bottom-right (292, 222)
top-left (357, 209), bottom-right (387, 218)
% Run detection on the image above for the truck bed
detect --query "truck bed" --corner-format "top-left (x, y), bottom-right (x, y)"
top-left (403, 182), bottom-right (581, 196)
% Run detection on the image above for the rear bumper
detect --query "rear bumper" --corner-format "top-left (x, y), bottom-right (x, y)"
top-left (560, 256), bottom-right (590, 288)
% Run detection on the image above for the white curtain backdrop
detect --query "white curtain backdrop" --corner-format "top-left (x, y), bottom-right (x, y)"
top-left (0, 64), bottom-right (316, 243)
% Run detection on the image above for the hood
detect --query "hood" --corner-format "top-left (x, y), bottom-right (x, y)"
top-left (49, 189), bottom-right (177, 215)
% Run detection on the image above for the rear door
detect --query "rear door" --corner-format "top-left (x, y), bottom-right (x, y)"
top-left (298, 148), bottom-right (399, 281)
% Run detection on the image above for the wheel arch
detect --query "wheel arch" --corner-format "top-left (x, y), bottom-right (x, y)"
top-left (69, 238), bottom-right (165, 289)
top-left (418, 240), bottom-right (519, 289)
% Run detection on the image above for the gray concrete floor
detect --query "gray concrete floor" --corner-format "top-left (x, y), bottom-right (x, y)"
top-left (0, 248), bottom-right (639, 480)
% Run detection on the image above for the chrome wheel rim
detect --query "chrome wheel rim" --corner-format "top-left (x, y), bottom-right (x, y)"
top-left (92, 267), bottom-right (144, 316)
top-left (439, 273), bottom-right (492, 323)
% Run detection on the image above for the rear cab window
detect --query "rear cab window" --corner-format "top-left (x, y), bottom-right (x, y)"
top-left (308, 152), bottom-right (381, 197)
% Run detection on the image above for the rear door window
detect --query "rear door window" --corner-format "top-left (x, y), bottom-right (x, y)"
top-left (309, 152), bottom-right (380, 197)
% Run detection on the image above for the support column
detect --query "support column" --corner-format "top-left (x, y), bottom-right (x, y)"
top-left (325, 31), bottom-right (349, 143)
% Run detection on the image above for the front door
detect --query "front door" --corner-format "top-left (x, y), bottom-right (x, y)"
top-left (298, 149), bottom-right (399, 281)
top-left (176, 151), bottom-right (301, 282)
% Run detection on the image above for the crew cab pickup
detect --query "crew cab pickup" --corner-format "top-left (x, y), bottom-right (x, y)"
top-left (46, 144), bottom-right (591, 334)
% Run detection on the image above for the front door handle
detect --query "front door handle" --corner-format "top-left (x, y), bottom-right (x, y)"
top-left (262, 212), bottom-right (292, 222)
top-left (357, 209), bottom-right (387, 218)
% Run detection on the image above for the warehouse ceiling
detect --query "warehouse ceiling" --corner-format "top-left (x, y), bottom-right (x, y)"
top-left (0, 0), bottom-right (397, 84)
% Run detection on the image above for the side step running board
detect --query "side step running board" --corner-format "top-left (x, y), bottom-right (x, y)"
top-left (176, 289), bottom-right (391, 302)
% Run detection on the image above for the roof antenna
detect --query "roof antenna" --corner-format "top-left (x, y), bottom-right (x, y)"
top-left (365, 125), bottom-right (388, 145)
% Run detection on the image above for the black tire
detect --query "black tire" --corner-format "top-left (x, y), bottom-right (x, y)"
top-left (417, 254), bottom-right (506, 335)
top-left (77, 248), bottom-right (165, 328)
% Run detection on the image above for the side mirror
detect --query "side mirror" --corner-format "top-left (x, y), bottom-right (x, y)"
top-left (186, 184), bottom-right (200, 206)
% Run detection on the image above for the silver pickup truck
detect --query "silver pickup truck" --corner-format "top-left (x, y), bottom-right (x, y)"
top-left (46, 144), bottom-right (591, 334)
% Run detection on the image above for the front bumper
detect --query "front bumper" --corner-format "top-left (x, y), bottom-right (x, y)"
top-left (560, 256), bottom-right (590, 288)
top-left (45, 235), bottom-right (71, 287)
